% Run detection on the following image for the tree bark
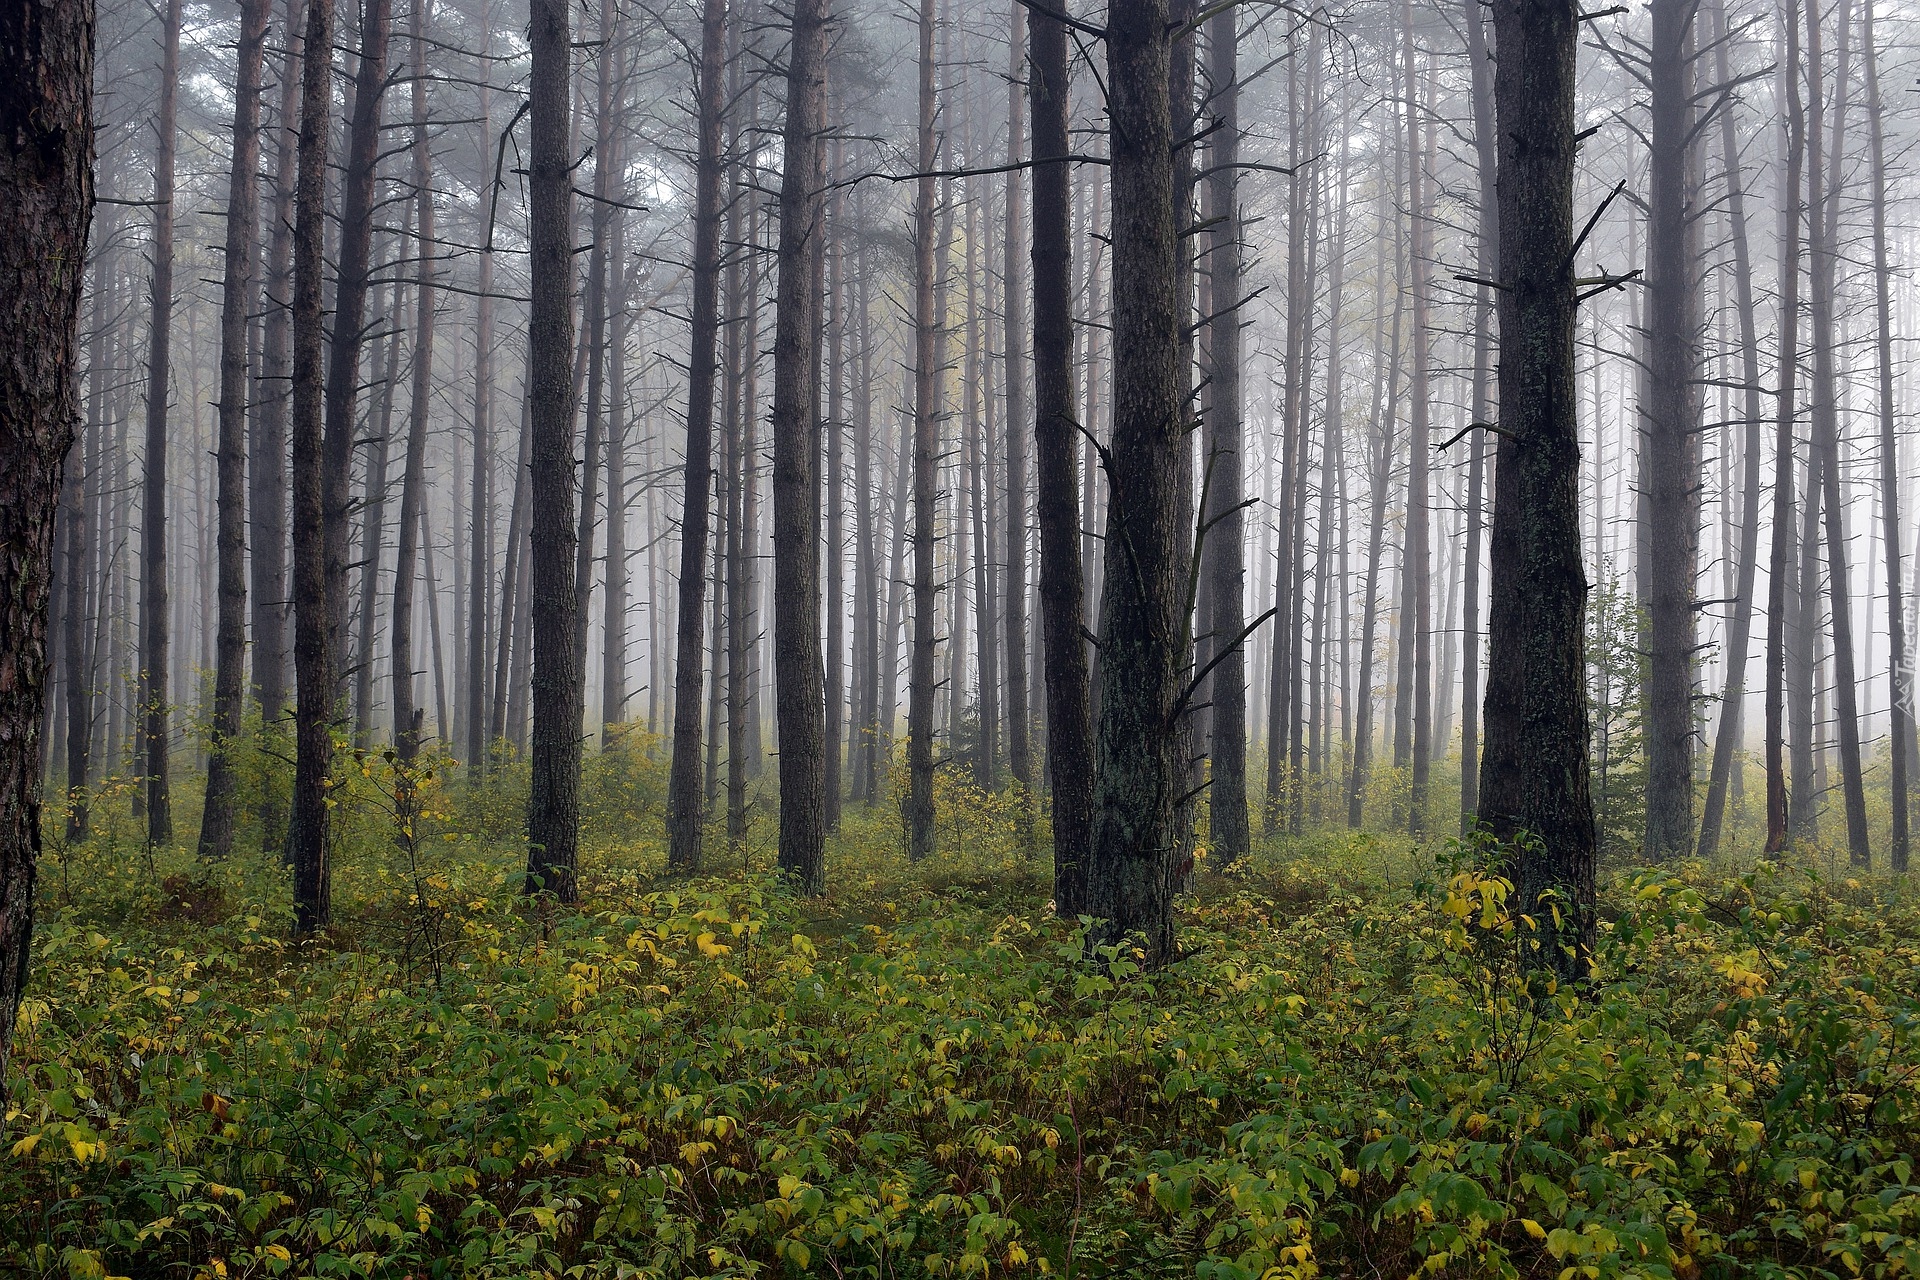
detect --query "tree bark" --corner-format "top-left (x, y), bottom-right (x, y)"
top-left (906, 0), bottom-right (941, 863)
top-left (1003, 2), bottom-right (1033, 827)
top-left (0, 0), bottom-right (92, 1108)
top-left (200, 0), bottom-right (270, 859)
top-left (1086, 0), bottom-right (1182, 965)
top-left (139, 0), bottom-right (183, 845)
top-left (1478, 0), bottom-right (1596, 985)
top-left (1030, 0), bottom-right (1093, 911)
top-left (526, 0), bottom-right (582, 901)
top-left (290, 0), bottom-right (339, 932)
top-left (1461, 0), bottom-right (1496, 832)
top-left (771, 0), bottom-right (830, 891)
top-left (392, 0), bottom-right (435, 761)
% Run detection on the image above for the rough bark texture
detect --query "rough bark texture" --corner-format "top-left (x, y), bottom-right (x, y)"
top-left (1003, 3), bottom-right (1033, 829)
top-left (525, 0), bottom-right (581, 902)
top-left (771, 0), bottom-right (829, 891)
top-left (1029, 0), bottom-right (1092, 912)
top-left (289, 0), bottom-right (337, 933)
top-left (1763, 0), bottom-right (1802, 853)
top-left (1086, 0), bottom-right (1182, 966)
top-left (199, 0), bottom-right (270, 859)
top-left (905, 0), bottom-right (940, 864)
top-left (1461, 0), bottom-right (1496, 832)
top-left (0, 0), bottom-right (92, 1108)
top-left (1477, 0), bottom-right (1596, 985)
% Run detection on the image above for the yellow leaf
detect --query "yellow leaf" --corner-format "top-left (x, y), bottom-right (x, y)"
top-left (1521, 1219), bottom-right (1547, 1240)
top-left (11, 1132), bottom-right (39, 1157)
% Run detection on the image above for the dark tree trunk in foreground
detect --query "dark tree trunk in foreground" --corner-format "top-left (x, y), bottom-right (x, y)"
top-left (1030, 0), bottom-right (1093, 912)
top-left (1478, 0), bottom-right (1595, 985)
top-left (0, 0), bottom-right (92, 1109)
top-left (1086, 0), bottom-right (1183, 965)
top-left (905, 0), bottom-right (939, 863)
top-left (200, 0), bottom-right (271, 859)
top-left (392, 0), bottom-right (435, 761)
top-left (289, 0), bottom-right (338, 933)
top-left (771, 0), bottom-right (830, 891)
top-left (525, 0), bottom-right (581, 901)
top-left (664, 0), bottom-right (718, 871)
top-left (1204, 3), bottom-right (1249, 865)
top-left (1641, 0), bottom-right (1700, 860)
top-left (139, 0), bottom-right (183, 844)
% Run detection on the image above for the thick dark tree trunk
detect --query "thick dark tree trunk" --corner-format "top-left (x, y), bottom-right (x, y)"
top-left (290, 0), bottom-right (339, 932)
top-left (0, 0), bottom-right (92, 1108)
top-left (1477, 0), bottom-right (1596, 985)
top-left (1641, 0), bottom-right (1701, 860)
top-left (905, 0), bottom-right (940, 863)
top-left (392, 0), bottom-right (435, 761)
top-left (1030, 0), bottom-right (1093, 911)
top-left (525, 0), bottom-right (581, 902)
top-left (199, 0), bottom-right (270, 860)
top-left (139, 0), bottom-right (183, 845)
top-left (770, 0), bottom-right (830, 891)
top-left (1086, 0), bottom-right (1183, 965)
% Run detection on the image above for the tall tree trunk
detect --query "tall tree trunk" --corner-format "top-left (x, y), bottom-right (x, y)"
top-left (1805, 0), bottom-right (1869, 865)
top-left (1399, 0), bottom-right (1433, 836)
top-left (139, 0), bottom-right (183, 845)
top-left (906, 0), bottom-right (941, 862)
top-left (1696, 0), bottom-right (1764, 859)
top-left (200, 0), bottom-right (270, 859)
top-left (1203, 1), bottom-right (1249, 863)
top-left (493, 416), bottom-right (530, 745)
top-left (0, 0), bottom-right (91, 1107)
top-left (1031, 0), bottom-right (1093, 910)
top-left (575, 12), bottom-right (619, 693)
top-left (1863, 0), bottom-right (1910, 872)
top-left (852, 221), bottom-right (881, 802)
top-left (253, 0), bottom-right (302, 769)
top-left (602, 208), bottom-right (631, 746)
top-left (392, 0), bottom-right (435, 761)
top-left (771, 0), bottom-right (829, 890)
top-left (1478, 0), bottom-right (1596, 985)
top-left (1763, 0), bottom-right (1803, 853)
top-left (354, 275), bottom-right (403, 746)
top-left (1642, 0), bottom-right (1702, 860)
top-left (467, 28), bottom-right (497, 771)
top-left (290, 0), bottom-right (339, 932)
top-left (1003, 2), bottom-right (1033, 827)
top-left (825, 137), bottom-right (847, 824)
top-left (1087, 0), bottom-right (1182, 964)
top-left (526, 0), bottom-right (581, 900)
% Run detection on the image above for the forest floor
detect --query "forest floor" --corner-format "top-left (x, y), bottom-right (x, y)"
top-left (6, 759), bottom-right (1920, 1280)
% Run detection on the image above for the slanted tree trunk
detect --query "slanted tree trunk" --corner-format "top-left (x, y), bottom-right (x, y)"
top-left (1478, 0), bottom-right (1595, 984)
top-left (905, 0), bottom-right (941, 863)
top-left (770, 0), bottom-right (830, 890)
top-left (139, 0), bottom-right (184, 845)
top-left (0, 0), bottom-right (92, 1107)
top-left (392, 0), bottom-right (435, 761)
top-left (199, 0), bottom-right (270, 859)
top-left (1863, 0), bottom-right (1910, 872)
top-left (290, 0), bottom-right (339, 932)
top-left (1696, 0), bottom-right (1764, 859)
top-left (1086, 0), bottom-right (1183, 965)
top-left (1763, 0), bottom-right (1803, 853)
top-left (525, 0), bottom-right (582, 901)
top-left (1642, 0), bottom-right (1702, 860)
top-left (1030, 0), bottom-right (1093, 910)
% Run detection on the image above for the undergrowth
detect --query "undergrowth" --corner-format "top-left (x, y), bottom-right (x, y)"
top-left (6, 757), bottom-right (1920, 1280)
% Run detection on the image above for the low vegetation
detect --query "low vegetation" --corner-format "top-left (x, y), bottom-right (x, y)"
top-left (5, 748), bottom-right (1919, 1280)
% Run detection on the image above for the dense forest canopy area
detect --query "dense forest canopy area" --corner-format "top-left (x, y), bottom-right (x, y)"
top-left (3, 0), bottom-right (1920, 1270)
